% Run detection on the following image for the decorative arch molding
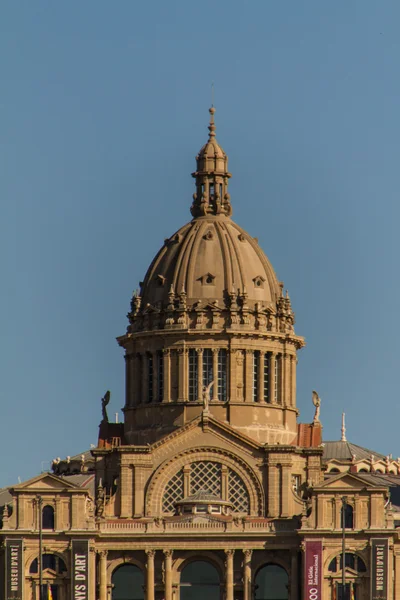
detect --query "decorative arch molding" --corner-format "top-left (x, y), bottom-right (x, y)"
top-left (173, 551), bottom-right (225, 584)
top-left (24, 549), bottom-right (70, 576)
top-left (145, 447), bottom-right (264, 516)
top-left (252, 557), bottom-right (290, 580)
top-left (107, 556), bottom-right (146, 582)
top-left (323, 549), bottom-right (369, 572)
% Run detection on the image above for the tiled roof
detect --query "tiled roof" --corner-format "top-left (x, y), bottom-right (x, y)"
top-left (322, 440), bottom-right (386, 462)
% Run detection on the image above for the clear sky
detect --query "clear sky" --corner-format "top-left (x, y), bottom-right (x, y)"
top-left (2, 1), bottom-right (400, 486)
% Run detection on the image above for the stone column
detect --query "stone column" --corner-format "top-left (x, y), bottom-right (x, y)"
top-left (290, 549), bottom-right (299, 600)
top-left (143, 354), bottom-right (149, 403)
top-left (146, 550), bottom-right (155, 600)
top-left (291, 355), bottom-right (297, 407)
top-left (152, 351), bottom-right (158, 403)
top-left (54, 498), bottom-right (61, 530)
top-left (268, 463), bottom-right (279, 517)
top-left (245, 350), bottom-right (253, 402)
top-left (243, 550), bottom-right (252, 600)
top-left (99, 550), bottom-right (108, 600)
top-left (270, 353), bottom-right (276, 404)
top-left (225, 549), bottom-right (234, 600)
top-left (125, 354), bottom-right (131, 406)
top-left (229, 349), bottom-right (237, 402)
top-left (197, 349), bottom-right (204, 401)
top-left (257, 351), bottom-right (265, 402)
top-left (163, 349), bottom-right (171, 402)
top-left (280, 463), bottom-right (292, 517)
top-left (177, 348), bottom-right (188, 401)
top-left (212, 348), bottom-right (219, 400)
top-left (283, 353), bottom-right (291, 406)
top-left (164, 550), bottom-right (173, 600)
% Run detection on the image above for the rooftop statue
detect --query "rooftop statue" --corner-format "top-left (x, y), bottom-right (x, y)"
top-left (101, 390), bottom-right (111, 423)
top-left (312, 390), bottom-right (321, 423)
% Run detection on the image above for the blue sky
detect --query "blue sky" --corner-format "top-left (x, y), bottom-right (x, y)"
top-left (2, 1), bottom-right (400, 485)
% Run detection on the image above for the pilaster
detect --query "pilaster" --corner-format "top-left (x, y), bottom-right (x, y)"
top-left (146, 550), bottom-right (155, 600)
top-left (244, 350), bottom-right (253, 402)
top-left (243, 549), bottom-right (252, 600)
top-left (162, 349), bottom-right (171, 402)
top-left (225, 549), bottom-right (234, 600)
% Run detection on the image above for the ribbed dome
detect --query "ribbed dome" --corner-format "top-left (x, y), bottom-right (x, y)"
top-left (141, 215), bottom-right (281, 310)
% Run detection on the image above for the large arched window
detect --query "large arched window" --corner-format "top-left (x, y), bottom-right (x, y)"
top-left (341, 503), bottom-right (354, 529)
top-left (180, 561), bottom-right (220, 600)
top-left (328, 553), bottom-right (367, 600)
top-left (162, 461), bottom-right (250, 514)
top-left (29, 553), bottom-right (67, 600)
top-left (42, 505), bottom-right (55, 529)
top-left (112, 564), bottom-right (144, 600)
top-left (255, 564), bottom-right (288, 600)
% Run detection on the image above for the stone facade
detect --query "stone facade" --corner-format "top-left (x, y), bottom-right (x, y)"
top-left (1, 108), bottom-right (399, 600)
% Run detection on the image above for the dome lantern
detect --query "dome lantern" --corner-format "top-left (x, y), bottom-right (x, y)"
top-left (190, 107), bottom-right (232, 218)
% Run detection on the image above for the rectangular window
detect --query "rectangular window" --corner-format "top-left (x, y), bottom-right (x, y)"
top-left (253, 351), bottom-right (260, 402)
top-left (209, 182), bottom-right (215, 197)
top-left (264, 352), bottom-right (270, 402)
top-left (147, 354), bottom-right (153, 403)
top-left (217, 349), bottom-right (227, 401)
top-left (157, 351), bottom-right (163, 402)
top-left (202, 349), bottom-right (213, 387)
top-left (189, 349), bottom-right (198, 401)
top-left (275, 354), bottom-right (281, 404)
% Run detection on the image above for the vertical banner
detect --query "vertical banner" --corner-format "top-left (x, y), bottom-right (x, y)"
top-left (371, 538), bottom-right (388, 600)
top-left (5, 539), bottom-right (23, 600)
top-left (71, 540), bottom-right (89, 600)
top-left (304, 540), bottom-right (322, 600)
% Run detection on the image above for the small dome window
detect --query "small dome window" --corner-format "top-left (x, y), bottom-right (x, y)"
top-left (198, 273), bottom-right (215, 285)
top-left (253, 276), bottom-right (266, 289)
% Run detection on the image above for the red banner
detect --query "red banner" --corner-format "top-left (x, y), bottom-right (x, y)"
top-left (304, 540), bottom-right (322, 600)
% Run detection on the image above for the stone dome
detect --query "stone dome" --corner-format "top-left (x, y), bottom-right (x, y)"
top-left (141, 215), bottom-right (281, 310)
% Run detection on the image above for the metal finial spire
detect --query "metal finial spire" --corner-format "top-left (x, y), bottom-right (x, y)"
top-left (341, 412), bottom-right (347, 442)
top-left (208, 106), bottom-right (216, 139)
top-left (211, 82), bottom-right (214, 107)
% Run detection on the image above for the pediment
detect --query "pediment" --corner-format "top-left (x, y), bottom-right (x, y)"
top-left (13, 472), bottom-right (79, 491)
top-left (318, 472), bottom-right (383, 491)
top-left (151, 414), bottom-right (262, 463)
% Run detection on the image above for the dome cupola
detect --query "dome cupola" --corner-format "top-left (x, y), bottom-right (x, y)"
top-left (118, 108), bottom-right (305, 446)
top-left (190, 107), bottom-right (232, 218)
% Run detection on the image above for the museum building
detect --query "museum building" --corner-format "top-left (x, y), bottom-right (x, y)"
top-left (1, 108), bottom-right (400, 600)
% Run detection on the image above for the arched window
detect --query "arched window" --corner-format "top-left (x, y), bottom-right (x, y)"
top-left (42, 505), bottom-right (55, 529)
top-left (30, 554), bottom-right (67, 574)
top-left (329, 468), bottom-right (340, 473)
top-left (180, 560), bottom-right (220, 600)
top-left (358, 468), bottom-right (368, 473)
top-left (255, 564), bottom-right (288, 600)
top-left (341, 504), bottom-right (354, 529)
top-left (112, 564), bottom-right (144, 600)
top-left (328, 552), bottom-right (366, 573)
top-left (162, 461), bottom-right (251, 514)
